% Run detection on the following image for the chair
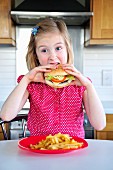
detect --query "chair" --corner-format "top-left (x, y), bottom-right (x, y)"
top-left (0, 114), bottom-right (28, 140)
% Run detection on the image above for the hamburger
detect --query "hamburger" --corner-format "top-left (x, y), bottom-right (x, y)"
top-left (44, 65), bottom-right (75, 88)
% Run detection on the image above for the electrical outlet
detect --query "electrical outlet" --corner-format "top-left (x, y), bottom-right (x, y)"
top-left (102, 70), bottom-right (112, 86)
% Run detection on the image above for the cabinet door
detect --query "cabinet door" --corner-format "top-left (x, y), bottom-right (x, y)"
top-left (0, 0), bottom-right (10, 38)
top-left (0, 133), bottom-right (4, 140)
top-left (94, 114), bottom-right (113, 140)
top-left (85, 0), bottom-right (113, 45)
top-left (0, 0), bottom-right (16, 46)
top-left (96, 131), bottom-right (113, 140)
top-left (92, 0), bottom-right (113, 39)
top-left (0, 123), bottom-right (9, 140)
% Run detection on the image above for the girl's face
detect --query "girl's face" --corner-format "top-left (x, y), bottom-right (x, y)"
top-left (35, 32), bottom-right (68, 66)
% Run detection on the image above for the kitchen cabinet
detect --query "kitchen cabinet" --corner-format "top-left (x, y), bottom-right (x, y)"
top-left (94, 114), bottom-right (113, 140)
top-left (85, 0), bottom-right (113, 46)
top-left (0, 123), bottom-right (9, 140)
top-left (0, 130), bottom-right (4, 140)
top-left (0, 0), bottom-right (16, 46)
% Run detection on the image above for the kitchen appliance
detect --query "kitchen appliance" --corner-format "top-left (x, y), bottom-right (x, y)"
top-left (9, 120), bottom-right (30, 139)
top-left (84, 113), bottom-right (94, 139)
top-left (11, 0), bottom-right (93, 25)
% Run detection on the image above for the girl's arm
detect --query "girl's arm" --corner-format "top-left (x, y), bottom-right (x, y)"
top-left (83, 82), bottom-right (106, 130)
top-left (62, 64), bottom-right (106, 130)
top-left (0, 65), bottom-right (56, 121)
top-left (0, 76), bottom-right (29, 121)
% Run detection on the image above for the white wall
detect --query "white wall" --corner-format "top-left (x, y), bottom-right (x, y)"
top-left (16, 26), bottom-right (30, 78)
top-left (0, 47), bottom-right (16, 104)
top-left (83, 46), bottom-right (113, 102)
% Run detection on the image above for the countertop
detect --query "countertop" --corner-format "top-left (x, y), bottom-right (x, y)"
top-left (101, 101), bottom-right (113, 114)
top-left (0, 139), bottom-right (113, 170)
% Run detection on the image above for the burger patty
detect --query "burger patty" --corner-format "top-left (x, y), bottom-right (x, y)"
top-left (59, 80), bottom-right (69, 84)
top-left (49, 79), bottom-right (69, 84)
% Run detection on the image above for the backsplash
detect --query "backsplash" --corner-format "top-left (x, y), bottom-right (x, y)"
top-left (83, 46), bottom-right (113, 102)
top-left (0, 47), bottom-right (16, 103)
top-left (0, 46), bottom-right (113, 111)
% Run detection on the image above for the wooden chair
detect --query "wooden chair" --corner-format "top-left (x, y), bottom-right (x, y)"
top-left (0, 114), bottom-right (28, 140)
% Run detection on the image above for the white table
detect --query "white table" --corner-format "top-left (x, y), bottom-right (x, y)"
top-left (0, 139), bottom-right (113, 170)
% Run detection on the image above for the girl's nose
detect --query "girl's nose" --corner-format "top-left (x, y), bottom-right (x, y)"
top-left (49, 50), bottom-right (57, 61)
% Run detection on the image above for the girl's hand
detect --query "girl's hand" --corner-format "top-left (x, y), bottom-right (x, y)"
top-left (62, 64), bottom-right (91, 88)
top-left (24, 65), bottom-right (56, 83)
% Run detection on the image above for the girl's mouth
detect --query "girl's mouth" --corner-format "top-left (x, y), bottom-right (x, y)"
top-left (49, 62), bottom-right (60, 65)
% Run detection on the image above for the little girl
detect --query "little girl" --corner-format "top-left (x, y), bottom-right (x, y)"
top-left (0, 18), bottom-right (106, 138)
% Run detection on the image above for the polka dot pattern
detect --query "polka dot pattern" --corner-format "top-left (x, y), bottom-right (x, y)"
top-left (17, 75), bottom-right (86, 138)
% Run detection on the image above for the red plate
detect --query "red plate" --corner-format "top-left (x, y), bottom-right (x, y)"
top-left (18, 136), bottom-right (88, 154)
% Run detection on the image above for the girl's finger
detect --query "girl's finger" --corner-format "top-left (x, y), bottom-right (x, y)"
top-left (62, 65), bottom-right (79, 73)
top-left (64, 69), bottom-right (79, 77)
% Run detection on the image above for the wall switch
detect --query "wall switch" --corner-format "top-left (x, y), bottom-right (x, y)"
top-left (102, 70), bottom-right (112, 86)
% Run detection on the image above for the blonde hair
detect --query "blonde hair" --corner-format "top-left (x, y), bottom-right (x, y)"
top-left (26, 18), bottom-right (74, 70)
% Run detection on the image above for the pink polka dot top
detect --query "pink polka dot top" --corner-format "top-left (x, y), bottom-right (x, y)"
top-left (17, 75), bottom-right (86, 138)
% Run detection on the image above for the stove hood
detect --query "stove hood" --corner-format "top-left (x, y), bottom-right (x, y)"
top-left (11, 0), bottom-right (93, 26)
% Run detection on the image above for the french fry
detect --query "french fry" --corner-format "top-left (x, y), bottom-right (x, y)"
top-left (30, 133), bottom-right (83, 150)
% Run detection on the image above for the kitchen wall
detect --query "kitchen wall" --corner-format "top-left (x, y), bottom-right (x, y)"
top-left (0, 42), bottom-right (113, 111)
top-left (83, 47), bottom-right (113, 100)
top-left (0, 47), bottom-right (16, 106)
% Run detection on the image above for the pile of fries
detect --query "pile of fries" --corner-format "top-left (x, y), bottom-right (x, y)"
top-left (30, 133), bottom-right (83, 150)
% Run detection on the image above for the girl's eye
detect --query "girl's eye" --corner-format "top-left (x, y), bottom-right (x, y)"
top-left (56, 47), bottom-right (62, 51)
top-left (41, 49), bottom-right (48, 53)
